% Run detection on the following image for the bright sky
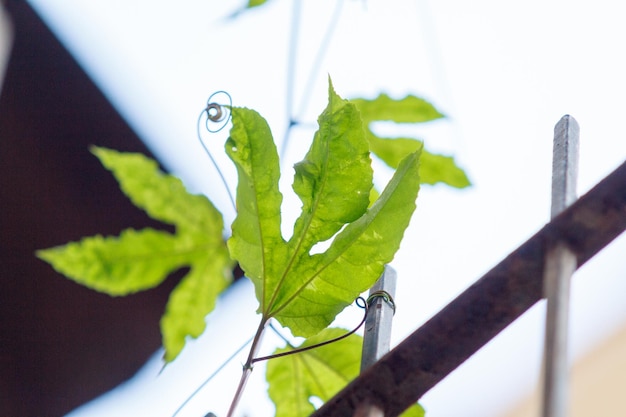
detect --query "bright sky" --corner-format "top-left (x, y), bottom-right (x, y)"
top-left (26, 0), bottom-right (626, 416)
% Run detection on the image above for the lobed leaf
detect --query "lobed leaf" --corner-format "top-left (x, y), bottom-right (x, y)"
top-left (266, 328), bottom-right (363, 417)
top-left (366, 133), bottom-right (423, 169)
top-left (160, 253), bottom-right (232, 361)
top-left (289, 80), bottom-right (372, 272)
top-left (367, 135), bottom-right (469, 188)
top-left (37, 228), bottom-right (183, 296)
top-left (352, 94), bottom-right (470, 189)
top-left (420, 149), bottom-right (470, 188)
top-left (247, 0), bottom-right (268, 7)
top-left (91, 146), bottom-right (224, 236)
top-left (227, 81), bottom-right (421, 338)
top-left (351, 93), bottom-right (445, 124)
top-left (266, 328), bottom-right (425, 417)
top-left (38, 148), bottom-right (233, 361)
top-left (273, 151), bottom-right (421, 336)
top-left (225, 106), bottom-right (288, 313)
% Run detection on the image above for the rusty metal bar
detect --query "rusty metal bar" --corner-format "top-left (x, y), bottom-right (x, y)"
top-left (311, 158), bottom-right (626, 417)
top-left (541, 115), bottom-right (580, 417)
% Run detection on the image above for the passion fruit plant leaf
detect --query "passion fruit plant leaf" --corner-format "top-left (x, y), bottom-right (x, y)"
top-left (351, 93), bottom-right (445, 124)
top-left (247, 0), bottom-right (268, 8)
top-left (367, 134), bottom-right (423, 169)
top-left (274, 151), bottom-right (420, 336)
top-left (289, 82), bottom-right (372, 259)
top-left (266, 328), bottom-right (363, 417)
top-left (225, 105), bottom-right (288, 313)
top-left (226, 81), bottom-right (421, 337)
top-left (37, 228), bottom-right (182, 295)
top-left (160, 254), bottom-right (231, 361)
top-left (352, 93), bottom-right (470, 189)
top-left (89, 147), bottom-right (223, 235)
top-left (367, 135), bottom-right (469, 188)
top-left (419, 149), bottom-right (471, 188)
top-left (37, 147), bottom-right (233, 361)
top-left (266, 328), bottom-right (425, 417)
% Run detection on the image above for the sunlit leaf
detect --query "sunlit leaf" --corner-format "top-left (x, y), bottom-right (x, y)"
top-left (352, 93), bottom-right (470, 189)
top-left (37, 228), bottom-right (182, 295)
top-left (420, 149), bottom-right (470, 188)
top-left (38, 148), bottom-right (233, 361)
top-left (403, 403), bottom-right (426, 417)
top-left (227, 82), bottom-right (420, 338)
top-left (290, 79), bottom-right (372, 256)
top-left (366, 133), bottom-right (423, 168)
top-left (247, 0), bottom-right (268, 7)
top-left (90, 147), bottom-right (224, 236)
top-left (368, 187), bottom-right (380, 207)
top-left (225, 106), bottom-right (288, 314)
top-left (266, 328), bottom-right (363, 417)
top-left (351, 93), bottom-right (445, 123)
top-left (160, 254), bottom-right (231, 361)
top-left (266, 328), bottom-right (425, 417)
top-left (367, 135), bottom-right (470, 188)
top-left (274, 151), bottom-right (420, 336)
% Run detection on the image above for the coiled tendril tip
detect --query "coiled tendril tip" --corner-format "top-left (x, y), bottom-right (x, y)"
top-left (203, 90), bottom-right (232, 133)
top-left (196, 90), bottom-right (236, 211)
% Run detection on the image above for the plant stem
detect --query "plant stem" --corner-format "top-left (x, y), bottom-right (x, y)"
top-left (225, 317), bottom-right (268, 417)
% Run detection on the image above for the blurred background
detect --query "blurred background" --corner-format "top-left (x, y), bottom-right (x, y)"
top-left (1, 0), bottom-right (625, 416)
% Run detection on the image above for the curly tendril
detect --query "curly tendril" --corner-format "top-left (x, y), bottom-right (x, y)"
top-left (203, 90), bottom-right (232, 133)
top-left (196, 90), bottom-right (236, 211)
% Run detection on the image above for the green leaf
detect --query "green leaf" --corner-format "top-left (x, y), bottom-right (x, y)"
top-left (403, 404), bottom-right (426, 417)
top-left (266, 328), bottom-right (363, 417)
top-left (274, 151), bottom-right (420, 336)
top-left (90, 147), bottom-right (223, 236)
top-left (368, 187), bottom-right (380, 207)
top-left (420, 149), bottom-right (470, 188)
top-left (289, 80), bottom-right (372, 267)
top-left (351, 93), bottom-right (445, 123)
top-left (367, 135), bottom-right (470, 188)
top-left (36, 228), bottom-right (183, 295)
top-left (352, 93), bottom-right (470, 189)
top-left (227, 81), bottom-right (420, 338)
top-left (366, 133), bottom-right (423, 169)
top-left (160, 254), bottom-right (231, 362)
top-left (225, 106), bottom-right (288, 314)
top-left (266, 328), bottom-right (425, 417)
top-left (38, 148), bottom-right (233, 361)
top-left (247, 0), bottom-right (268, 7)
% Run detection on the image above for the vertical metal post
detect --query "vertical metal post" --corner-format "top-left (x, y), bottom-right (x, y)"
top-left (541, 115), bottom-right (579, 417)
top-left (355, 265), bottom-right (397, 417)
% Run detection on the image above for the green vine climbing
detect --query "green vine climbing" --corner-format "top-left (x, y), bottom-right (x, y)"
top-left (37, 2), bottom-right (470, 416)
top-left (37, 78), bottom-right (467, 417)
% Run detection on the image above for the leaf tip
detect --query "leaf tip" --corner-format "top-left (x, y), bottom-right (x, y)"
top-left (89, 145), bottom-right (117, 168)
top-left (34, 248), bottom-right (51, 262)
top-left (327, 75), bottom-right (337, 100)
top-left (89, 145), bottom-right (106, 158)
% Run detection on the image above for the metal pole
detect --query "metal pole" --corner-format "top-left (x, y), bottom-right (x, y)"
top-left (355, 265), bottom-right (397, 417)
top-left (541, 115), bottom-right (579, 417)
